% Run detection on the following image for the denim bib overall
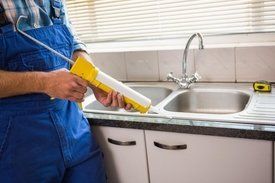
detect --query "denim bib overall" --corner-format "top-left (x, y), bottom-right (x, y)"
top-left (0, 2), bottom-right (106, 183)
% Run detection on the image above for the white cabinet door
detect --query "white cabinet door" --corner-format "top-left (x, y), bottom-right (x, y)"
top-left (93, 126), bottom-right (149, 183)
top-left (145, 130), bottom-right (272, 183)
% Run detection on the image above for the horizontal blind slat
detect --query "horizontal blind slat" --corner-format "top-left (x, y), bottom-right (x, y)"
top-left (69, 10), bottom-right (275, 27)
top-left (66, 0), bottom-right (275, 43)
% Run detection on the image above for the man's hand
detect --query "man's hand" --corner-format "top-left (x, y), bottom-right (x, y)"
top-left (43, 69), bottom-right (88, 103)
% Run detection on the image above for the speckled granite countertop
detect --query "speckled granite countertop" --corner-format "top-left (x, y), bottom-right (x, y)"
top-left (84, 82), bottom-right (275, 141)
top-left (85, 112), bottom-right (275, 141)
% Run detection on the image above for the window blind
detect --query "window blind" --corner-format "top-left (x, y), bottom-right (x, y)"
top-left (66, 0), bottom-right (275, 43)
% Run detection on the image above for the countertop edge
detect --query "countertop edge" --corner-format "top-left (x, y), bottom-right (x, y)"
top-left (87, 118), bottom-right (275, 141)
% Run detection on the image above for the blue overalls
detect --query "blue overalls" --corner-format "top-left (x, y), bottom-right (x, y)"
top-left (0, 2), bottom-right (106, 183)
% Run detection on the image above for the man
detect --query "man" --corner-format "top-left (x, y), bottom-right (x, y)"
top-left (0, 0), bottom-right (130, 182)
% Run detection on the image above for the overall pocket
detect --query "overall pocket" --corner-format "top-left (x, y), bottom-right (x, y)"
top-left (7, 44), bottom-right (71, 72)
top-left (0, 119), bottom-right (11, 159)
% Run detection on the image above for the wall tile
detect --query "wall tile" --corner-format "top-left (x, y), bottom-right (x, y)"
top-left (125, 51), bottom-right (159, 81)
top-left (236, 46), bottom-right (275, 82)
top-left (158, 50), bottom-right (195, 81)
top-left (89, 46), bottom-right (275, 83)
top-left (194, 48), bottom-right (235, 82)
top-left (91, 52), bottom-right (127, 81)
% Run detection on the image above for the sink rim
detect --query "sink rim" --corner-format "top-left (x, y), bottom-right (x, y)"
top-left (83, 83), bottom-right (256, 122)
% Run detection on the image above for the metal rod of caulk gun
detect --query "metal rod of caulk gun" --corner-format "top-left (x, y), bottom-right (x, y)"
top-left (16, 16), bottom-right (75, 66)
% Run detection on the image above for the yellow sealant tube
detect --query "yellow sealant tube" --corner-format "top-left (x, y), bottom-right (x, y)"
top-left (70, 57), bottom-right (152, 113)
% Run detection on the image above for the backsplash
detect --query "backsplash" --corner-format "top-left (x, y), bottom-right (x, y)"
top-left (90, 46), bottom-right (275, 82)
top-left (236, 46), bottom-right (275, 82)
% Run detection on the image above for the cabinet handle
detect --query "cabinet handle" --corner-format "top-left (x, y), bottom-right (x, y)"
top-left (154, 141), bottom-right (187, 150)
top-left (107, 138), bottom-right (136, 146)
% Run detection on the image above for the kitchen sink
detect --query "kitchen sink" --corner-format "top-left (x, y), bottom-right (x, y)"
top-left (84, 85), bottom-right (173, 111)
top-left (83, 82), bottom-right (269, 124)
top-left (163, 89), bottom-right (250, 114)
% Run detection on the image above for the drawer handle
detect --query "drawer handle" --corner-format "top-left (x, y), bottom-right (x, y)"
top-left (107, 138), bottom-right (136, 146)
top-left (154, 141), bottom-right (187, 150)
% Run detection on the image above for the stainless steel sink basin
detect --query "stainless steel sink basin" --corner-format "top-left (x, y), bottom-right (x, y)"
top-left (163, 89), bottom-right (250, 114)
top-left (84, 85), bottom-right (173, 111)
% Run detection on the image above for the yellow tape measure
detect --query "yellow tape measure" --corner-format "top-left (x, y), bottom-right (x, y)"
top-left (253, 80), bottom-right (272, 92)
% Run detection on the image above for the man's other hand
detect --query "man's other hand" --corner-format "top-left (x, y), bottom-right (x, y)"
top-left (91, 85), bottom-right (132, 111)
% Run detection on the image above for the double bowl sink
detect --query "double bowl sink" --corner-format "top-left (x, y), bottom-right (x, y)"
top-left (83, 82), bottom-right (253, 122)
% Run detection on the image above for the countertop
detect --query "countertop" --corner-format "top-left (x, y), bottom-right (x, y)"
top-left (84, 82), bottom-right (275, 141)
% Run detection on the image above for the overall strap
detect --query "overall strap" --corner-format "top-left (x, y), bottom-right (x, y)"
top-left (51, 0), bottom-right (65, 25)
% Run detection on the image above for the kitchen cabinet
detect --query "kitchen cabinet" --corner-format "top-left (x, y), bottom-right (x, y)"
top-left (92, 126), bottom-right (149, 183)
top-left (145, 130), bottom-right (273, 183)
top-left (93, 126), bottom-right (273, 183)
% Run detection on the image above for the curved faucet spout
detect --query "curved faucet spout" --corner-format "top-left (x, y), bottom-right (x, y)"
top-left (182, 33), bottom-right (204, 77)
top-left (167, 33), bottom-right (204, 89)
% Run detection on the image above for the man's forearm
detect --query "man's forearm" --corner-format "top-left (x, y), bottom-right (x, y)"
top-left (0, 70), bottom-right (46, 98)
top-left (0, 51), bottom-right (85, 98)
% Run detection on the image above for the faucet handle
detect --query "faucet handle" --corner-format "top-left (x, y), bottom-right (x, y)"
top-left (193, 72), bottom-right (201, 81)
top-left (167, 72), bottom-right (174, 81)
top-left (187, 72), bottom-right (201, 83)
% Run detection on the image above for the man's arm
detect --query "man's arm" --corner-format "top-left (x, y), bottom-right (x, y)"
top-left (0, 70), bottom-right (44, 98)
top-left (0, 69), bottom-right (87, 102)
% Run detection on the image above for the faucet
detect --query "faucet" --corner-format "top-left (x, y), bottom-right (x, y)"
top-left (167, 33), bottom-right (204, 89)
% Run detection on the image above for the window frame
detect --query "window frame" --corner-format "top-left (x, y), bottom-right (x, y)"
top-left (86, 32), bottom-right (275, 53)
